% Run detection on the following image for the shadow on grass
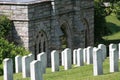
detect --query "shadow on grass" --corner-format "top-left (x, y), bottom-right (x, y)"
top-left (106, 22), bottom-right (120, 34)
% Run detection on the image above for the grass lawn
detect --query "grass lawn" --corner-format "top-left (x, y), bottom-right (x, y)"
top-left (0, 58), bottom-right (120, 80)
top-left (103, 13), bottom-right (120, 40)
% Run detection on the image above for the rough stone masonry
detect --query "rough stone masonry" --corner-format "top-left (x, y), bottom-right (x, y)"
top-left (0, 0), bottom-right (94, 64)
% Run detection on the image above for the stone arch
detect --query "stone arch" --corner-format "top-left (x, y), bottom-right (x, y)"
top-left (59, 15), bottom-right (73, 49)
top-left (82, 18), bottom-right (90, 47)
top-left (34, 30), bottom-right (48, 58)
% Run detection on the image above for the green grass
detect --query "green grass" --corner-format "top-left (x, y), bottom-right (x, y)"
top-left (1, 58), bottom-right (120, 80)
top-left (103, 13), bottom-right (120, 40)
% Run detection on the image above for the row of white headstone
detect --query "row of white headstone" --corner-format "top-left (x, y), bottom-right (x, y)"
top-left (3, 43), bottom-right (120, 80)
top-left (51, 43), bottom-right (120, 76)
top-left (3, 52), bottom-right (47, 80)
top-left (51, 44), bottom-right (106, 72)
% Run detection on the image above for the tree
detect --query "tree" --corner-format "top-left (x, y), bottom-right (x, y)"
top-left (113, 1), bottom-right (120, 19)
top-left (94, 0), bottom-right (110, 45)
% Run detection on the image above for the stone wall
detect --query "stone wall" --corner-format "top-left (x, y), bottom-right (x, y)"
top-left (0, 0), bottom-right (94, 64)
top-left (81, 1), bottom-right (94, 46)
top-left (54, 0), bottom-right (94, 49)
top-left (0, 2), bottom-right (29, 49)
top-left (27, 1), bottom-right (52, 53)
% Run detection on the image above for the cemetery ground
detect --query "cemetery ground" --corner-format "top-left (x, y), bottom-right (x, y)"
top-left (0, 58), bottom-right (120, 80)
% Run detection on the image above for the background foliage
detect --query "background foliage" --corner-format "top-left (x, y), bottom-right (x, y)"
top-left (0, 15), bottom-right (12, 38)
top-left (94, 0), bottom-right (111, 46)
top-left (94, 0), bottom-right (120, 46)
top-left (113, 1), bottom-right (120, 20)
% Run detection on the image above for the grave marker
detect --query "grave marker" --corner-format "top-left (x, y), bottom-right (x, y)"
top-left (22, 56), bottom-right (30, 78)
top-left (93, 48), bottom-right (103, 76)
top-left (73, 49), bottom-right (77, 65)
top-left (77, 48), bottom-right (84, 66)
top-left (61, 51), bottom-right (65, 66)
top-left (109, 43), bottom-right (117, 54)
top-left (109, 49), bottom-right (119, 72)
top-left (30, 60), bottom-right (43, 80)
top-left (118, 43), bottom-right (120, 59)
top-left (37, 52), bottom-right (47, 73)
top-left (28, 54), bottom-right (34, 62)
top-left (87, 46), bottom-right (93, 64)
top-left (64, 48), bottom-right (72, 70)
top-left (98, 44), bottom-right (107, 61)
top-left (51, 50), bottom-right (59, 72)
top-left (3, 58), bottom-right (13, 80)
top-left (15, 55), bottom-right (22, 73)
top-left (83, 48), bottom-right (87, 63)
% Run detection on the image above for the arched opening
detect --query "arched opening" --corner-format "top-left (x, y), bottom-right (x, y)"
top-left (60, 23), bottom-right (72, 49)
top-left (83, 18), bottom-right (90, 47)
top-left (34, 31), bottom-right (48, 58)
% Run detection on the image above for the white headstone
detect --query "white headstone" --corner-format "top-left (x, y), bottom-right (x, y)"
top-left (77, 48), bottom-right (84, 66)
top-left (3, 58), bottom-right (13, 80)
top-left (22, 56), bottom-right (30, 78)
top-left (51, 50), bottom-right (59, 72)
top-left (73, 49), bottom-right (77, 65)
top-left (37, 52), bottom-right (47, 74)
top-left (83, 48), bottom-right (87, 63)
top-left (93, 48), bottom-right (103, 76)
top-left (109, 49), bottom-right (119, 72)
top-left (109, 44), bottom-right (117, 54)
top-left (61, 51), bottom-right (65, 66)
top-left (98, 44), bottom-right (107, 61)
top-left (86, 46), bottom-right (93, 64)
top-left (64, 48), bottom-right (72, 70)
top-left (28, 54), bottom-right (34, 62)
top-left (30, 60), bottom-right (43, 80)
top-left (118, 43), bottom-right (120, 59)
top-left (15, 55), bottom-right (22, 73)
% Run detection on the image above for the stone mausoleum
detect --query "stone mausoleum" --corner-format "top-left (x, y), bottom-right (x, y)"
top-left (0, 0), bottom-right (94, 62)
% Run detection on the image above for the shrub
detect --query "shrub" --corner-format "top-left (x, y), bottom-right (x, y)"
top-left (0, 38), bottom-right (30, 64)
top-left (0, 15), bottom-right (12, 38)
top-left (0, 38), bottom-right (30, 75)
top-left (0, 15), bottom-right (30, 75)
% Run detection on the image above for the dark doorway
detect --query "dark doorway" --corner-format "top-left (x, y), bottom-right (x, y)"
top-left (60, 23), bottom-right (72, 49)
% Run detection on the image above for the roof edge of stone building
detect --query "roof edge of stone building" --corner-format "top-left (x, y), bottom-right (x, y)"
top-left (0, 0), bottom-right (51, 6)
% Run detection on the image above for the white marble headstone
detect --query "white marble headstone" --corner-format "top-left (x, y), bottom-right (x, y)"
top-left (51, 50), bottom-right (59, 72)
